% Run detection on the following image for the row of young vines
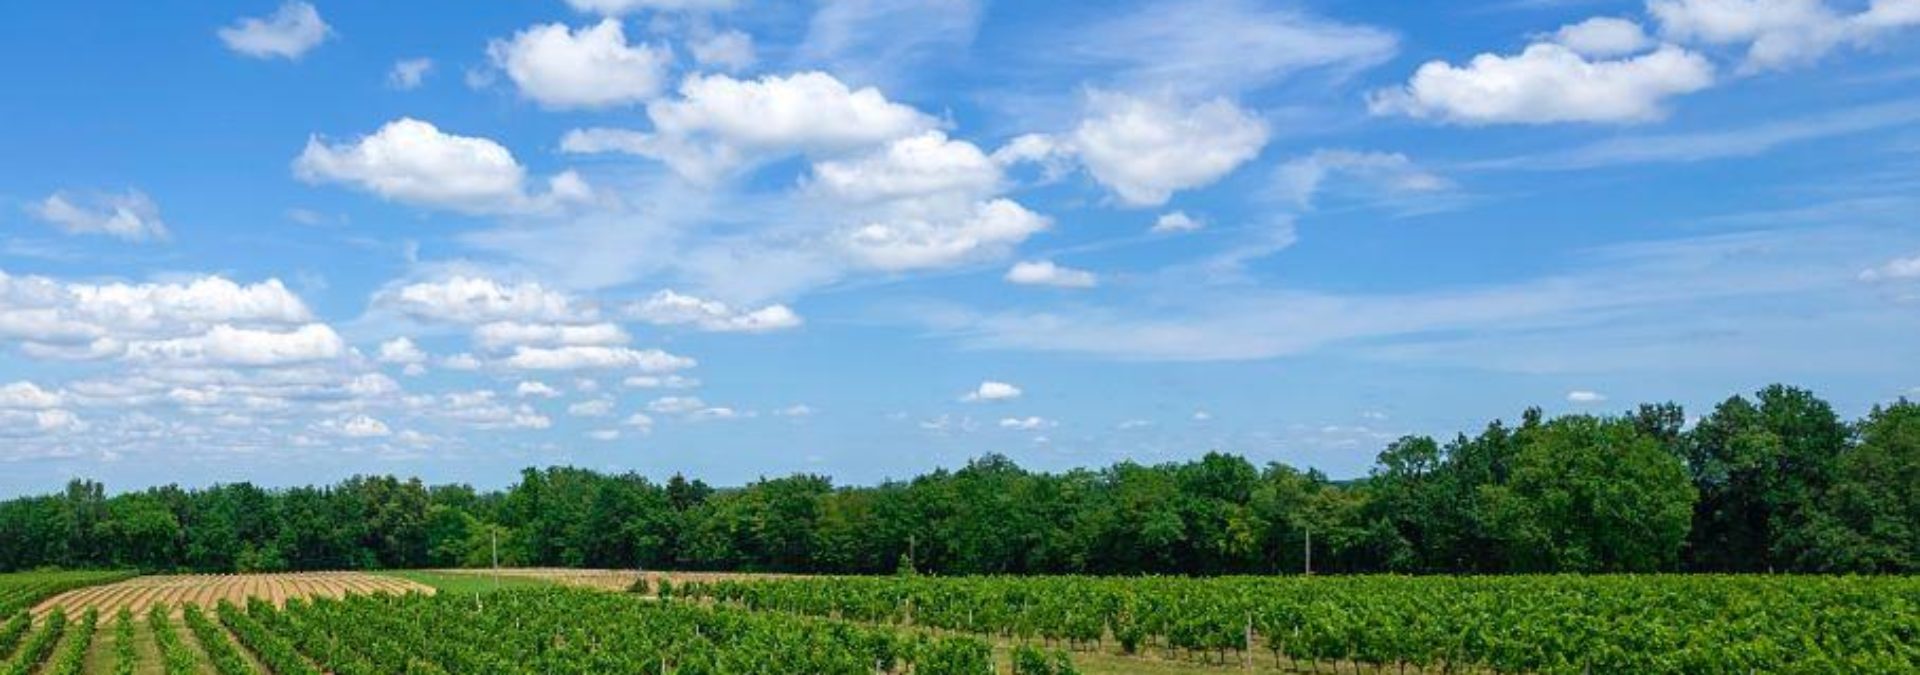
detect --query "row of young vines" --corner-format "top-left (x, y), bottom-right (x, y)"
top-left (674, 574), bottom-right (1920, 674)
top-left (256, 588), bottom-right (1011, 675)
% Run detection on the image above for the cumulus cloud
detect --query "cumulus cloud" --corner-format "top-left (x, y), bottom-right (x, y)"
top-left (321, 414), bottom-right (391, 438)
top-left (499, 346), bottom-right (695, 372)
top-left (1369, 41), bottom-right (1715, 125)
top-left (29, 190), bottom-right (170, 242)
top-left (0, 382), bottom-right (64, 409)
top-left (426, 390), bottom-right (552, 430)
top-left (630, 290), bottom-right (801, 333)
top-left (1272, 150), bottom-right (1450, 208)
top-left (815, 131), bottom-right (1051, 271)
top-left (1070, 93), bottom-right (1270, 206)
top-left (1551, 17), bottom-right (1656, 58)
top-left (218, 2), bottom-right (330, 60)
top-left (1005, 261), bottom-right (1098, 289)
top-left (561, 71), bottom-right (937, 181)
top-left (1650, 0), bottom-right (1920, 71)
top-left (487, 20), bottom-right (673, 109)
top-left (473, 321), bottom-right (630, 351)
top-left (123, 324), bottom-right (346, 368)
top-left (388, 58), bottom-right (433, 90)
top-left (810, 131), bottom-right (1002, 203)
top-left (842, 200), bottom-right (1050, 271)
top-left (690, 29), bottom-right (755, 72)
top-left (377, 277), bottom-right (588, 325)
top-left (1859, 254), bottom-right (1920, 282)
top-left (998, 416), bottom-right (1056, 430)
top-left (961, 380), bottom-right (1022, 402)
top-left (375, 337), bottom-right (428, 366)
top-left (0, 271), bottom-right (313, 361)
top-left (294, 118), bottom-right (590, 215)
top-left (1566, 390), bottom-right (1609, 403)
top-left (567, 398), bottom-right (615, 417)
top-left (516, 381), bottom-right (561, 398)
top-left (622, 374), bottom-right (700, 389)
top-left (1152, 211), bottom-right (1203, 234)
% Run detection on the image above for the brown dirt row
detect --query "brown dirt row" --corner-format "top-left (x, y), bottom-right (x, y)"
top-left (33, 573), bottom-right (434, 620)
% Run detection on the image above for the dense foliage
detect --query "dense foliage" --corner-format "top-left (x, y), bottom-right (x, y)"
top-left (679, 574), bottom-right (1920, 674)
top-left (0, 384), bottom-right (1912, 575)
top-left (260, 587), bottom-right (997, 675)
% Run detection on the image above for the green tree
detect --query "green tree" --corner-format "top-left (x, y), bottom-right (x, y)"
top-left (1482, 415), bottom-right (1695, 572)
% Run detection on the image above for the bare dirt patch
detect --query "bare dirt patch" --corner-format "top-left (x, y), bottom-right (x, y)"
top-left (33, 572), bottom-right (432, 618)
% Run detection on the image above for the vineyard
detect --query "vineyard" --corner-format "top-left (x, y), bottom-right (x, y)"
top-left (5, 570), bottom-right (1919, 674)
top-left (676, 574), bottom-right (1920, 674)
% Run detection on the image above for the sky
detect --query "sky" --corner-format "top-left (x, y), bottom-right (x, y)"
top-left (1, 0), bottom-right (1918, 496)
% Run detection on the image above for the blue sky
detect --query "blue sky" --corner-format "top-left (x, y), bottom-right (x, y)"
top-left (1, 0), bottom-right (1918, 495)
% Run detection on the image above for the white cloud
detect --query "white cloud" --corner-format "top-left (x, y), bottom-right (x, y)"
top-left (690, 30), bottom-right (755, 72)
top-left (646, 395), bottom-right (706, 414)
top-left (322, 414), bottom-right (392, 438)
top-left (961, 380), bottom-right (1022, 402)
top-left (1272, 150), bottom-right (1449, 208)
top-left (814, 131), bottom-right (1050, 272)
top-left (388, 58), bottom-right (434, 90)
top-left (516, 381), bottom-right (561, 398)
top-left (587, 429), bottom-right (622, 441)
top-left (379, 277), bottom-right (588, 325)
top-left (473, 321), bottom-right (630, 350)
top-left (561, 71), bottom-right (937, 181)
top-left (441, 353), bottom-right (483, 371)
top-left (687, 406), bottom-right (741, 421)
top-left (567, 398), bottom-right (615, 417)
top-left (811, 131), bottom-right (1002, 203)
top-left (1152, 211), bottom-right (1204, 234)
top-left (999, 416), bottom-right (1055, 430)
top-left (623, 412), bottom-right (655, 431)
top-left (1860, 254), bottom-right (1920, 282)
top-left (644, 395), bottom-right (742, 421)
top-left (0, 272), bottom-right (313, 359)
top-left (1193, 410), bottom-right (1213, 421)
top-left (774, 404), bottom-right (814, 417)
top-left (1005, 261), bottom-right (1098, 289)
top-left (123, 324), bottom-right (345, 368)
top-left (630, 290), bottom-right (802, 333)
top-left (500, 346), bottom-right (695, 372)
top-left (487, 20), bottom-right (672, 109)
top-left (30, 190), bottom-right (170, 242)
top-left (1369, 43), bottom-right (1715, 125)
top-left (566, 0), bottom-right (736, 15)
top-left (843, 200), bottom-right (1050, 272)
top-left (218, 2), bottom-right (330, 60)
top-left (375, 337), bottom-right (428, 366)
top-left (1071, 93), bottom-right (1270, 206)
top-left (295, 118), bottom-right (589, 215)
top-left (429, 390), bottom-right (553, 430)
top-left (0, 382), bottom-right (64, 409)
top-left (1650, 0), bottom-right (1920, 71)
top-left (1551, 17), bottom-right (1656, 58)
top-left (622, 374), bottom-right (700, 389)
top-left (1566, 390), bottom-right (1609, 403)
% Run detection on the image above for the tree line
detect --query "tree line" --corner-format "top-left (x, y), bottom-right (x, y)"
top-left (0, 384), bottom-right (1912, 575)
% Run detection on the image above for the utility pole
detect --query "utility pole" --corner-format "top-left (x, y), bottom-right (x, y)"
top-left (1304, 526), bottom-right (1313, 576)
top-left (491, 527), bottom-right (501, 591)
